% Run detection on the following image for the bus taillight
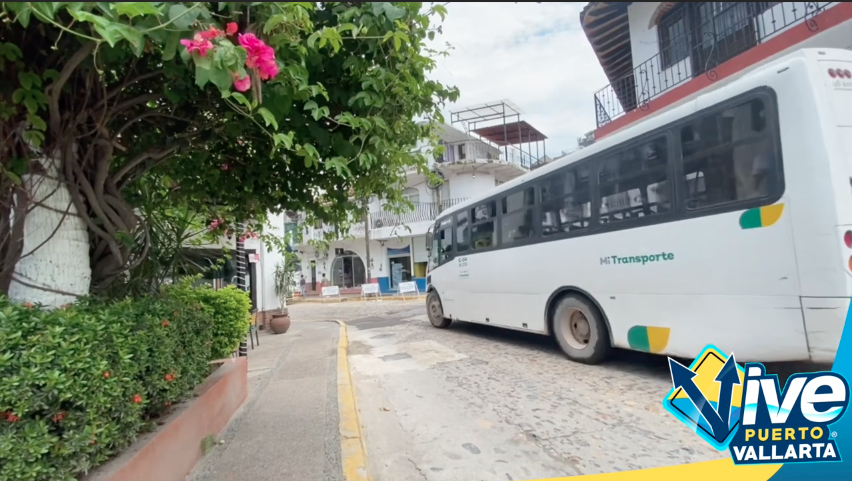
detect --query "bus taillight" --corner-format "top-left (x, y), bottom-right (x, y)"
top-left (844, 231), bottom-right (852, 248)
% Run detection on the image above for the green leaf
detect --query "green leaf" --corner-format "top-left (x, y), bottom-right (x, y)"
top-left (168, 4), bottom-right (199, 30)
top-left (114, 2), bottom-right (161, 18)
top-left (383, 3), bottom-right (407, 21)
top-left (264, 14), bottom-right (286, 34)
top-left (193, 53), bottom-right (212, 70)
top-left (3, 168), bottom-right (22, 185)
top-left (24, 98), bottom-right (38, 114)
top-left (11, 89), bottom-right (24, 104)
top-left (195, 65), bottom-right (210, 88)
top-left (162, 31), bottom-right (181, 61)
top-left (68, 10), bottom-right (112, 29)
top-left (258, 108), bottom-right (278, 130)
top-left (3, 43), bottom-right (23, 61)
top-left (231, 92), bottom-right (252, 110)
top-left (208, 68), bottom-right (232, 91)
top-left (10, 3), bottom-right (32, 27)
top-left (304, 100), bottom-right (318, 111)
top-left (30, 2), bottom-right (55, 21)
top-left (17, 72), bottom-right (32, 90)
top-left (273, 132), bottom-right (294, 150)
top-left (27, 113), bottom-right (47, 131)
top-left (22, 130), bottom-right (45, 148)
top-left (42, 69), bottom-right (60, 82)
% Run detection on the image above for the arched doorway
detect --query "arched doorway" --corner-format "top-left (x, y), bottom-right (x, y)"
top-left (330, 250), bottom-right (366, 288)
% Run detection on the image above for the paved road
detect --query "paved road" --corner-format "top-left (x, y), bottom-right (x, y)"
top-left (311, 300), bottom-right (726, 481)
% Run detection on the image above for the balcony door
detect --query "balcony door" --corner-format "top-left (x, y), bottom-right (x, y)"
top-left (689, 2), bottom-right (758, 76)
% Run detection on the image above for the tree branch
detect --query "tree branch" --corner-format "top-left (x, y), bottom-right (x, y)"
top-left (46, 41), bottom-right (96, 136)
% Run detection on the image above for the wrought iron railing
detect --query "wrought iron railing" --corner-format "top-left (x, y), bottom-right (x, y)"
top-left (298, 198), bottom-right (470, 241)
top-left (593, 2), bottom-right (836, 128)
top-left (370, 198), bottom-right (469, 230)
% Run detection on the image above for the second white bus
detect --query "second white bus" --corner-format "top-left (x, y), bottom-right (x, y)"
top-left (425, 48), bottom-right (852, 365)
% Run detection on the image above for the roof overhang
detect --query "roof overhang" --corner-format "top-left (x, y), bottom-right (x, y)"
top-left (580, 2), bottom-right (634, 87)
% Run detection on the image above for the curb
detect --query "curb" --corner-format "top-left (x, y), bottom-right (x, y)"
top-left (332, 319), bottom-right (372, 481)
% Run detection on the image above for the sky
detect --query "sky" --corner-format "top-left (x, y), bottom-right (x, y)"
top-left (425, 2), bottom-right (609, 158)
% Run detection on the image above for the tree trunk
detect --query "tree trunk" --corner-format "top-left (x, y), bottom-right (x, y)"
top-left (364, 204), bottom-right (372, 283)
top-left (8, 156), bottom-right (91, 307)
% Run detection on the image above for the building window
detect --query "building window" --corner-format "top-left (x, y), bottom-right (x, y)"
top-left (470, 201), bottom-right (496, 250)
top-left (680, 97), bottom-right (778, 210)
top-left (501, 187), bottom-right (535, 244)
top-left (541, 166), bottom-right (592, 236)
top-left (598, 136), bottom-right (670, 224)
top-left (402, 187), bottom-right (420, 204)
top-left (458, 143), bottom-right (466, 160)
top-left (659, 6), bottom-right (690, 69)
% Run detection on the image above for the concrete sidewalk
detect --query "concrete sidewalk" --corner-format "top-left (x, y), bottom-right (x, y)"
top-left (187, 321), bottom-right (342, 481)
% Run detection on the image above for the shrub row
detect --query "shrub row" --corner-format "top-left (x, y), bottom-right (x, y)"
top-left (0, 279), bottom-right (251, 481)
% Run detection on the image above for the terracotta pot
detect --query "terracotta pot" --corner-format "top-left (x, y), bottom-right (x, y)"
top-left (270, 309), bottom-right (291, 334)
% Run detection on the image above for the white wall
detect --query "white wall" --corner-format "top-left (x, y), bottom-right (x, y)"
top-left (445, 171), bottom-right (499, 200)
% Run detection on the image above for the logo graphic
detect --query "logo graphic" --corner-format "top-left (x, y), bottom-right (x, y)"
top-left (663, 345), bottom-right (744, 450)
top-left (663, 345), bottom-right (849, 464)
top-left (600, 252), bottom-right (674, 266)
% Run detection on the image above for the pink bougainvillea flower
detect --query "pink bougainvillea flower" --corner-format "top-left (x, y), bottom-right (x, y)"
top-left (180, 34), bottom-right (214, 57)
top-left (220, 163), bottom-right (230, 171)
top-left (198, 26), bottom-right (223, 41)
top-left (233, 72), bottom-right (251, 92)
top-left (238, 34), bottom-right (279, 80)
top-left (226, 22), bottom-right (238, 35)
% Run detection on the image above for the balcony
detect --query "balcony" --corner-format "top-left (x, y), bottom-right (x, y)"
top-left (438, 139), bottom-right (537, 170)
top-left (593, 2), bottom-right (837, 129)
top-left (370, 198), bottom-right (468, 230)
top-left (297, 198), bottom-right (469, 243)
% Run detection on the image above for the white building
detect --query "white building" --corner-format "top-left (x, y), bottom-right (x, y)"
top-left (291, 101), bottom-right (549, 296)
top-left (582, 1), bottom-right (852, 141)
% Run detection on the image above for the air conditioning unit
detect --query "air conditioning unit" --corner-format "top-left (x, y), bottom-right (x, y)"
top-left (375, 219), bottom-right (384, 228)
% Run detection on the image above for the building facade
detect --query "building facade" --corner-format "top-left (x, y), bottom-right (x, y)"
top-left (582, 1), bottom-right (852, 141)
top-left (292, 102), bottom-right (548, 296)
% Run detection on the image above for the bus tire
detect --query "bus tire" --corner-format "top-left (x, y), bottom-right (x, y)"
top-left (426, 291), bottom-right (452, 329)
top-left (551, 294), bottom-right (611, 364)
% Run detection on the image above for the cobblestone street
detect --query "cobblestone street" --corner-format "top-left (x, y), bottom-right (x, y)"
top-left (286, 301), bottom-right (725, 481)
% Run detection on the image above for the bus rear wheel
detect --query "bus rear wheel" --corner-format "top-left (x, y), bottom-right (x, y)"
top-left (426, 291), bottom-right (451, 328)
top-left (551, 294), bottom-right (611, 364)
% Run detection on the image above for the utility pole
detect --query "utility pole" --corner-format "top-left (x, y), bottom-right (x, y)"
top-left (363, 198), bottom-right (372, 283)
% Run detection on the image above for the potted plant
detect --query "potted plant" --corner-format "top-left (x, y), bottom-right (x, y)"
top-left (270, 260), bottom-right (296, 334)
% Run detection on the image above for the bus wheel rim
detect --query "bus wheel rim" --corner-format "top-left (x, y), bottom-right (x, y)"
top-left (561, 307), bottom-right (591, 350)
top-left (429, 298), bottom-right (442, 322)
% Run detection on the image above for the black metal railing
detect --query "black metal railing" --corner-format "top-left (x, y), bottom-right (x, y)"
top-left (593, 1), bottom-right (836, 128)
top-left (370, 198), bottom-right (469, 229)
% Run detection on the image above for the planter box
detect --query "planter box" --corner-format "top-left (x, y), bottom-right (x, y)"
top-left (82, 357), bottom-right (248, 481)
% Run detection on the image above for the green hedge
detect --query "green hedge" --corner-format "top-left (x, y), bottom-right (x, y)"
top-left (0, 282), bottom-right (251, 481)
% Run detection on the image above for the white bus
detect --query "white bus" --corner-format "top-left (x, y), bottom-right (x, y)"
top-left (425, 48), bottom-right (852, 365)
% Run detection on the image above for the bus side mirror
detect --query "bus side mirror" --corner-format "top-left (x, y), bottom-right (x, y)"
top-left (425, 231), bottom-right (433, 247)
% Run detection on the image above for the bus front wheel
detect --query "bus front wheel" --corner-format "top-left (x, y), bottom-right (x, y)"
top-left (551, 294), bottom-right (611, 364)
top-left (426, 291), bottom-right (452, 328)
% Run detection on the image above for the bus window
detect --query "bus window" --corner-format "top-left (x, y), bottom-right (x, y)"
top-left (470, 201), bottom-right (496, 249)
top-left (436, 227), bottom-right (452, 264)
top-left (541, 166), bottom-right (592, 236)
top-left (456, 211), bottom-right (470, 252)
top-left (501, 187), bottom-right (535, 244)
top-left (680, 97), bottom-right (777, 210)
top-left (598, 136), bottom-right (670, 224)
